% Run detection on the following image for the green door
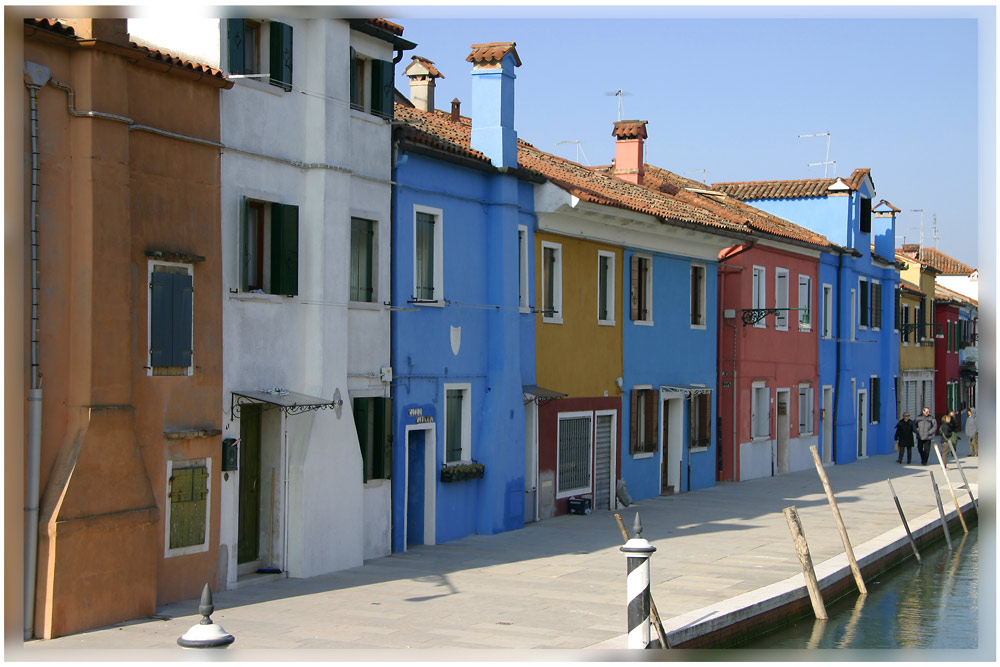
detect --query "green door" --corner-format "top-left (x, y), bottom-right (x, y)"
top-left (238, 404), bottom-right (262, 564)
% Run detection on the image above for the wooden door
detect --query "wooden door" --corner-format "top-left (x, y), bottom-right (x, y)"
top-left (238, 404), bottom-right (262, 564)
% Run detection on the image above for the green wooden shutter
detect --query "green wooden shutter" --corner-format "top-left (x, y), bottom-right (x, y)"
top-left (270, 203), bottom-right (298, 296)
top-left (381, 397), bottom-right (392, 480)
top-left (169, 466), bottom-right (208, 549)
top-left (629, 390), bottom-right (639, 454)
top-left (370, 59), bottom-right (394, 119)
top-left (227, 19), bottom-right (245, 75)
top-left (630, 255), bottom-right (639, 321)
top-left (349, 47), bottom-right (360, 109)
top-left (354, 398), bottom-right (370, 483)
top-left (240, 197), bottom-right (250, 291)
top-left (269, 21), bottom-right (293, 91)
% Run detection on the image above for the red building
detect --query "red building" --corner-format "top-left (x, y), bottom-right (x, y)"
top-left (933, 295), bottom-right (962, 418)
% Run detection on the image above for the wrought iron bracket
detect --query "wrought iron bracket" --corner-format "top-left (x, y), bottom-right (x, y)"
top-left (741, 307), bottom-right (806, 327)
top-left (230, 391), bottom-right (340, 420)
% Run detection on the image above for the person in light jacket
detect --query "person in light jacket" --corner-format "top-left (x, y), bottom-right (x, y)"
top-left (965, 408), bottom-right (978, 456)
top-left (914, 407), bottom-right (937, 465)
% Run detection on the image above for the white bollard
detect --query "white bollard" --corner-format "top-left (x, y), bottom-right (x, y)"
top-left (621, 512), bottom-right (657, 649)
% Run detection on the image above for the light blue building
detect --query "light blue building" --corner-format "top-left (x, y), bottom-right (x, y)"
top-left (389, 43), bottom-right (540, 550)
top-left (715, 170), bottom-right (900, 465)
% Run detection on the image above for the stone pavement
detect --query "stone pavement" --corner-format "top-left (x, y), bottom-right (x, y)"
top-left (19, 447), bottom-right (981, 655)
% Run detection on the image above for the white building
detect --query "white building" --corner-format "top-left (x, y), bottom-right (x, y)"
top-left (129, 16), bottom-right (414, 588)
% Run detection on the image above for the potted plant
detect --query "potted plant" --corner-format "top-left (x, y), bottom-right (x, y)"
top-left (440, 461), bottom-right (485, 483)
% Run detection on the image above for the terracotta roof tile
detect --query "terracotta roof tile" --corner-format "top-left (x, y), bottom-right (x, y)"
top-left (129, 42), bottom-right (228, 81)
top-left (26, 18), bottom-right (76, 36)
top-left (900, 282), bottom-right (925, 296)
top-left (713, 167), bottom-right (873, 200)
top-left (896, 245), bottom-right (974, 275)
top-left (612, 120), bottom-right (647, 140)
top-left (467, 42), bottom-right (521, 67)
top-left (935, 283), bottom-right (977, 307)
top-left (873, 198), bottom-right (900, 213)
top-left (368, 18), bottom-right (405, 36)
top-left (404, 55), bottom-right (444, 79)
top-left (394, 104), bottom-right (490, 163)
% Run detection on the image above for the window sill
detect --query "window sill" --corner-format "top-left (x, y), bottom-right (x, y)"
top-left (235, 77), bottom-right (287, 97)
top-left (520, 306), bottom-right (531, 314)
top-left (799, 327), bottom-right (813, 333)
top-left (165, 542), bottom-right (210, 558)
top-left (688, 446), bottom-right (710, 454)
top-left (690, 323), bottom-right (707, 330)
top-left (351, 108), bottom-right (390, 126)
top-left (229, 291), bottom-right (285, 304)
top-left (632, 452), bottom-right (655, 460)
top-left (543, 316), bottom-right (564, 325)
top-left (598, 319), bottom-right (616, 327)
top-left (634, 319), bottom-right (654, 327)
top-left (412, 299), bottom-right (445, 308)
top-left (349, 301), bottom-right (382, 311)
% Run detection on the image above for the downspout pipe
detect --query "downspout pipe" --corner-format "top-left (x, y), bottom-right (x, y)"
top-left (24, 61), bottom-right (52, 641)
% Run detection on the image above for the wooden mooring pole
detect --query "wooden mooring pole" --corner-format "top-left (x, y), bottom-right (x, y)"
top-left (929, 471), bottom-right (954, 551)
top-left (933, 443), bottom-right (968, 533)
top-left (783, 506), bottom-right (828, 620)
top-left (615, 513), bottom-right (668, 648)
top-left (886, 478), bottom-right (921, 564)
top-left (950, 453), bottom-right (978, 512)
top-left (809, 445), bottom-right (867, 595)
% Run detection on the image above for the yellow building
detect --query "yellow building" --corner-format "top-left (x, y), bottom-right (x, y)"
top-left (896, 254), bottom-right (938, 417)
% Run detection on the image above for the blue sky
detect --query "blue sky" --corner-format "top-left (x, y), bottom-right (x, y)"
top-left (388, 9), bottom-right (992, 269)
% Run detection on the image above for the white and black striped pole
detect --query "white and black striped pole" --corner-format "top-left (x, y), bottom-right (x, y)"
top-left (621, 512), bottom-right (656, 649)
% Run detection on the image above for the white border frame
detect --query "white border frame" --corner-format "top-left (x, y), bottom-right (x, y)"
top-left (442, 382), bottom-right (472, 464)
top-left (594, 409), bottom-right (618, 510)
top-left (348, 214), bottom-right (380, 306)
top-left (752, 265), bottom-right (766, 328)
top-left (774, 267), bottom-right (790, 331)
top-left (798, 383), bottom-right (814, 435)
top-left (870, 279), bottom-right (881, 331)
top-left (556, 410), bottom-right (594, 499)
top-left (403, 423), bottom-right (437, 550)
top-left (857, 277), bottom-right (869, 331)
top-left (633, 253), bottom-right (654, 326)
top-left (690, 262), bottom-right (707, 330)
top-left (631, 384), bottom-right (655, 459)
top-left (164, 457), bottom-right (212, 558)
top-left (541, 240), bottom-right (564, 324)
top-left (413, 204), bottom-right (444, 304)
top-left (797, 274), bottom-right (812, 332)
top-left (822, 283), bottom-right (833, 339)
top-left (147, 260), bottom-right (194, 377)
top-left (751, 381), bottom-right (770, 440)
top-left (518, 225), bottom-right (530, 313)
top-left (597, 250), bottom-right (616, 326)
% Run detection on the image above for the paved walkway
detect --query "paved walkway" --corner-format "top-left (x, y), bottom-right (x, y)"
top-left (19, 446), bottom-right (980, 655)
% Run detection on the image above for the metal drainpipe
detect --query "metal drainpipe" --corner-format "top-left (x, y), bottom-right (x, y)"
top-left (24, 61), bottom-right (51, 641)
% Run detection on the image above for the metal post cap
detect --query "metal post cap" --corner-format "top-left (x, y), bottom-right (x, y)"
top-left (177, 584), bottom-right (234, 648)
top-left (621, 536), bottom-right (656, 554)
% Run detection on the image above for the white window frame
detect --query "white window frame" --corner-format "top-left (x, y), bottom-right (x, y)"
top-left (798, 384), bottom-right (814, 435)
top-left (164, 457), bottom-right (211, 558)
top-left (774, 268), bottom-right (789, 331)
top-left (870, 374), bottom-right (881, 424)
top-left (870, 279), bottom-right (881, 331)
top-left (752, 265), bottom-right (766, 328)
top-left (690, 262), bottom-right (707, 330)
top-left (541, 240), bottom-right (563, 324)
top-left (442, 382), bottom-right (472, 464)
top-left (349, 215), bottom-right (378, 305)
top-left (902, 303), bottom-right (910, 347)
top-left (518, 225), bottom-right (530, 313)
top-left (822, 283), bottom-right (833, 339)
top-left (147, 260), bottom-right (194, 377)
top-left (632, 384), bottom-right (656, 459)
top-left (556, 410), bottom-right (594, 499)
top-left (850, 289), bottom-right (857, 341)
top-left (914, 305), bottom-right (921, 347)
top-left (597, 250), bottom-right (616, 326)
top-left (413, 204), bottom-right (444, 305)
top-left (633, 253), bottom-right (654, 326)
top-left (751, 381), bottom-right (770, 440)
top-left (798, 274), bottom-right (812, 332)
top-left (227, 20), bottom-right (291, 96)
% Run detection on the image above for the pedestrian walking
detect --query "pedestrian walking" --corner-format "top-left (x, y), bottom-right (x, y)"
top-left (894, 412), bottom-right (916, 464)
top-left (965, 408), bottom-right (978, 456)
top-left (939, 414), bottom-right (958, 461)
top-left (914, 407), bottom-right (937, 465)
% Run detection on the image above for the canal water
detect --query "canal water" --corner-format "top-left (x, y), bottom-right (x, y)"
top-left (737, 525), bottom-right (978, 649)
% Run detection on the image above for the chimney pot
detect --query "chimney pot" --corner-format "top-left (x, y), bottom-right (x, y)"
top-left (404, 55), bottom-right (444, 113)
top-left (612, 120), bottom-right (648, 186)
top-left (451, 98), bottom-right (461, 122)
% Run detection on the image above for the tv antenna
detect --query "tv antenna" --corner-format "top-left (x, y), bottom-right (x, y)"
top-left (798, 131), bottom-right (835, 178)
top-left (604, 89), bottom-right (632, 121)
top-left (909, 209), bottom-right (925, 251)
top-left (555, 140), bottom-right (591, 166)
top-left (932, 214), bottom-right (939, 248)
top-left (684, 169), bottom-right (707, 183)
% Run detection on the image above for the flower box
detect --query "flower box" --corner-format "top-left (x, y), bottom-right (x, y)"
top-left (440, 461), bottom-right (485, 483)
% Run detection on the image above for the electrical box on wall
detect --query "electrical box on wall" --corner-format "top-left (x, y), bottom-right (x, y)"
top-left (222, 438), bottom-right (239, 471)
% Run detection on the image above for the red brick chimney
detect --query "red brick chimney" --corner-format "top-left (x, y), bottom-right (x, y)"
top-left (450, 98), bottom-right (461, 122)
top-left (612, 120), bottom-right (648, 185)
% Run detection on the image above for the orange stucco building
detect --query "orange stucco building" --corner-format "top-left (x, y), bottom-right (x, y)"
top-left (21, 18), bottom-right (231, 638)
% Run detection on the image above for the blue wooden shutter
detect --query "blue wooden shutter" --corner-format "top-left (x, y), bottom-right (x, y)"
top-left (227, 19), bottom-right (245, 74)
top-left (269, 21), bottom-right (293, 91)
top-left (270, 203), bottom-right (298, 296)
top-left (150, 272), bottom-right (173, 367)
top-left (173, 272), bottom-right (193, 367)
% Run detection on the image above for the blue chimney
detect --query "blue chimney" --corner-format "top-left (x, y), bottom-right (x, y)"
top-left (467, 42), bottom-right (521, 168)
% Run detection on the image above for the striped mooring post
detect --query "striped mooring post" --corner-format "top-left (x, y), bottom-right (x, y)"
top-left (621, 512), bottom-right (657, 649)
top-left (177, 583), bottom-right (235, 648)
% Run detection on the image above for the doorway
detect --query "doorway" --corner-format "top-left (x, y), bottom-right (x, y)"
top-left (822, 386), bottom-right (833, 464)
top-left (776, 390), bottom-right (790, 474)
top-left (404, 424), bottom-right (436, 549)
top-left (593, 411), bottom-right (616, 510)
top-left (857, 390), bottom-right (868, 458)
top-left (660, 392), bottom-right (683, 495)
top-left (524, 402), bottom-right (538, 523)
top-left (237, 404), bottom-right (262, 568)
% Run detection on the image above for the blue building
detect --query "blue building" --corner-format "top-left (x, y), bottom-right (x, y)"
top-left (715, 170), bottom-right (900, 465)
top-left (389, 43), bottom-right (540, 550)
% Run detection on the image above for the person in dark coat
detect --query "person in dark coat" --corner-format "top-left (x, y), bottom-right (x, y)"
top-left (894, 412), bottom-right (916, 464)
top-left (939, 414), bottom-right (957, 462)
top-left (914, 407), bottom-right (937, 465)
